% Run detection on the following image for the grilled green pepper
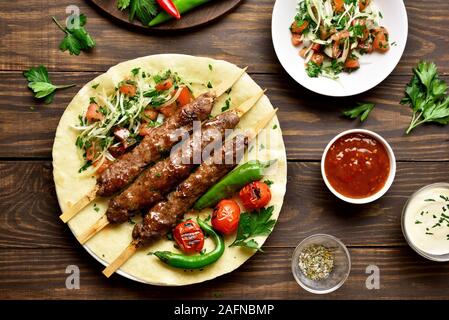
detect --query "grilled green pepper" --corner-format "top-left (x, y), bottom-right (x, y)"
top-left (194, 160), bottom-right (275, 210)
top-left (149, 0), bottom-right (212, 26)
top-left (154, 218), bottom-right (224, 269)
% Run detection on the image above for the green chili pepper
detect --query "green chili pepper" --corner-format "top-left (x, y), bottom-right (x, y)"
top-left (149, 0), bottom-right (212, 26)
top-left (194, 160), bottom-right (275, 210)
top-left (154, 218), bottom-right (224, 269)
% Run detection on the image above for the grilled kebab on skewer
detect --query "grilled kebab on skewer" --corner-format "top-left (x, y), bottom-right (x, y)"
top-left (59, 68), bottom-right (247, 223)
top-left (102, 108), bottom-right (277, 277)
top-left (77, 92), bottom-right (264, 244)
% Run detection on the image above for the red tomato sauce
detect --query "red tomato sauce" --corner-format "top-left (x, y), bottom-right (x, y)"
top-left (324, 132), bottom-right (390, 199)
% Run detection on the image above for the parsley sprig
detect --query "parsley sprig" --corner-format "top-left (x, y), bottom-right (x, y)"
top-left (343, 103), bottom-right (375, 122)
top-left (229, 206), bottom-right (276, 251)
top-left (23, 65), bottom-right (75, 104)
top-left (401, 61), bottom-right (449, 134)
top-left (117, 0), bottom-right (158, 25)
top-left (52, 14), bottom-right (95, 56)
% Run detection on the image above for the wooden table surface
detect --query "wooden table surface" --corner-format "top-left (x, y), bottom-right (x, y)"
top-left (1, 0), bottom-right (449, 300)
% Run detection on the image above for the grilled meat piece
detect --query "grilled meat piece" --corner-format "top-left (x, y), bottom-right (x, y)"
top-left (106, 111), bottom-right (241, 223)
top-left (97, 92), bottom-right (216, 197)
top-left (132, 134), bottom-right (248, 245)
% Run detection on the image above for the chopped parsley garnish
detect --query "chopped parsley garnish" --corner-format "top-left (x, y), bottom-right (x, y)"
top-left (306, 61), bottom-right (321, 78)
top-left (221, 97), bottom-right (231, 112)
top-left (78, 161), bottom-right (92, 173)
top-left (131, 67), bottom-right (140, 76)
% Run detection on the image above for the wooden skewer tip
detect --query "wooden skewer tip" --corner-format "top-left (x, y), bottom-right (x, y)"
top-left (102, 241), bottom-right (138, 278)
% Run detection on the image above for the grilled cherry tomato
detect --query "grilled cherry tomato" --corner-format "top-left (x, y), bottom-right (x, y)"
top-left (211, 199), bottom-right (241, 235)
top-left (176, 86), bottom-right (194, 107)
top-left (155, 79), bottom-right (173, 91)
top-left (173, 220), bottom-right (204, 253)
top-left (119, 83), bottom-right (137, 97)
top-left (86, 103), bottom-right (104, 122)
top-left (239, 181), bottom-right (272, 210)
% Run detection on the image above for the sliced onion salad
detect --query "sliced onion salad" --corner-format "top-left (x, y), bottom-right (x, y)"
top-left (293, 0), bottom-right (385, 79)
top-left (73, 69), bottom-right (189, 174)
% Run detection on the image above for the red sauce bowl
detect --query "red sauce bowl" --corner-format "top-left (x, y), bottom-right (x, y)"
top-left (321, 129), bottom-right (396, 204)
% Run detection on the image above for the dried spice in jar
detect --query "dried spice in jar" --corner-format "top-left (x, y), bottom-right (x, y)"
top-left (298, 244), bottom-right (334, 281)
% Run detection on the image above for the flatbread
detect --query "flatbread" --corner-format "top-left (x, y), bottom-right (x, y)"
top-left (53, 54), bottom-right (287, 286)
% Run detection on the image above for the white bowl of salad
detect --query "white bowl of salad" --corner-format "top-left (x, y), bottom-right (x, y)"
top-left (272, 0), bottom-right (408, 97)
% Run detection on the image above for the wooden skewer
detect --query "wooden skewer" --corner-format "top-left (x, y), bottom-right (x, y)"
top-left (59, 67), bottom-right (249, 224)
top-left (76, 90), bottom-right (266, 245)
top-left (214, 66), bottom-right (248, 97)
top-left (102, 240), bottom-right (139, 278)
top-left (101, 106), bottom-right (277, 278)
top-left (77, 214), bottom-right (109, 244)
top-left (59, 185), bottom-right (99, 223)
top-left (233, 89), bottom-right (266, 118)
top-left (247, 108), bottom-right (278, 140)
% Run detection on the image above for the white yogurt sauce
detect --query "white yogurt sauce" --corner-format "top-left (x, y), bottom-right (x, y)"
top-left (404, 186), bottom-right (449, 255)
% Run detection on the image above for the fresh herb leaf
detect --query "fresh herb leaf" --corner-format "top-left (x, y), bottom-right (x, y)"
top-left (52, 14), bottom-right (95, 56)
top-left (401, 61), bottom-right (449, 134)
top-left (264, 180), bottom-right (274, 186)
top-left (129, 0), bottom-right (158, 25)
top-left (229, 206), bottom-right (276, 251)
top-left (208, 64), bottom-right (213, 71)
top-left (207, 81), bottom-right (213, 89)
top-left (343, 103), bottom-right (375, 122)
top-left (221, 97), bottom-right (231, 112)
top-left (91, 83), bottom-right (99, 89)
top-left (306, 61), bottom-right (321, 78)
top-left (131, 67), bottom-right (140, 76)
top-left (78, 160), bottom-right (92, 173)
top-left (23, 65), bottom-right (75, 104)
top-left (117, 0), bottom-right (131, 10)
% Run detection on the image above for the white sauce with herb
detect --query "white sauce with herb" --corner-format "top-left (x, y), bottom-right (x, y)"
top-left (404, 186), bottom-right (449, 255)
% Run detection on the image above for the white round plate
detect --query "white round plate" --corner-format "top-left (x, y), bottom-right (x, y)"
top-left (272, 0), bottom-right (408, 97)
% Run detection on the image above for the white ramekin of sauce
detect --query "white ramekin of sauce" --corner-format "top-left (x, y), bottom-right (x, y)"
top-left (402, 183), bottom-right (449, 261)
top-left (321, 129), bottom-right (396, 204)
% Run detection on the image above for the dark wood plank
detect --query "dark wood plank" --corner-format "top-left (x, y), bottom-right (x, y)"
top-left (1, 0), bottom-right (449, 75)
top-left (90, 0), bottom-right (243, 31)
top-left (1, 247), bottom-right (449, 299)
top-left (1, 71), bottom-right (448, 161)
top-left (1, 161), bottom-right (448, 249)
